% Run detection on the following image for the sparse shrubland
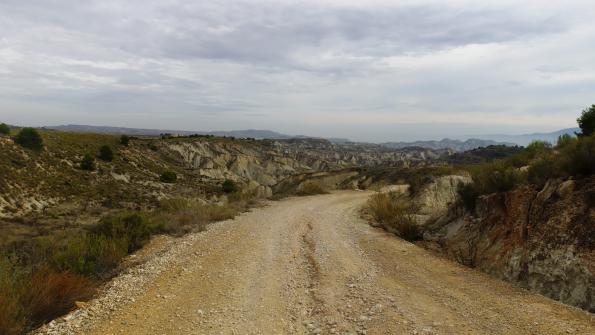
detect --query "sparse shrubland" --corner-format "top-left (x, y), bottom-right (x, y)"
top-left (365, 192), bottom-right (422, 241)
top-left (0, 190), bottom-right (257, 334)
top-left (457, 110), bottom-right (595, 212)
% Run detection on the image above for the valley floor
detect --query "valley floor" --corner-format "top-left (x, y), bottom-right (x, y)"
top-left (39, 191), bottom-right (594, 335)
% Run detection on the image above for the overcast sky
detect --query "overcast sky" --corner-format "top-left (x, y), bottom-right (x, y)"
top-left (0, 0), bottom-right (593, 141)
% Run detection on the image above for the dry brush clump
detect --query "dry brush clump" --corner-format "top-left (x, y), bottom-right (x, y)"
top-left (365, 192), bottom-right (422, 241)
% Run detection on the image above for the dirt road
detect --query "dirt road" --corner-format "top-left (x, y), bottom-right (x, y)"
top-left (70, 191), bottom-right (593, 334)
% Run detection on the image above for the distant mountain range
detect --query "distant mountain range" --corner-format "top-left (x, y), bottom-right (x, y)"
top-left (46, 124), bottom-right (579, 151)
top-left (381, 138), bottom-right (516, 152)
top-left (47, 125), bottom-right (294, 139)
top-left (476, 128), bottom-right (579, 146)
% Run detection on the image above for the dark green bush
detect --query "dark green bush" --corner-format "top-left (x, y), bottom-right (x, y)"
top-left (559, 134), bottom-right (595, 176)
top-left (14, 128), bottom-right (43, 150)
top-left (98, 145), bottom-right (114, 161)
top-left (80, 154), bottom-right (96, 171)
top-left (148, 143), bottom-right (158, 151)
top-left (120, 135), bottom-right (130, 146)
top-left (160, 171), bottom-right (177, 183)
top-left (0, 123), bottom-right (9, 135)
top-left (222, 179), bottom-right (239, 193)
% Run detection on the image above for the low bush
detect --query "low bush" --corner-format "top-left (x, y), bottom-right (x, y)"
top-left (98, 145), bottom-right (114, 162)
top-left (154, 198), bottom-right (240, 235)
top-left (0, 256), bottom-right (24, 335)
top-left (0, 257), bottom-right (94, 335)
top-left (20, 267), bottom-right (94, 325)
top-left (296, 182), bottom-right (329, 196)
top-left (119, 135), bottom-right (130, 146)
top-left (160, 170), bottom-right (177, 183)
top-left (527, 155), bottom-right (558, 186)
top-left (366, 192), bottom-right (422, 241)
top-left (558, 134), bottom-right (595, 176)
top-left (468, 160), bottom-right (526, 195)
top-left (0, 123), bottom-right (10, 135)
top-left (91, 213), bottom-right (155, 253)
top-left (80, 154), bottom-right (96, 171)
top-left (14, 128), bottom-right (43, 151)
top-left (222, 179), bottom-right (239, 193)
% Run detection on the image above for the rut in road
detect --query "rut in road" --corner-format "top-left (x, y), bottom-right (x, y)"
top-left (54, 191), bottom-right (594, 335)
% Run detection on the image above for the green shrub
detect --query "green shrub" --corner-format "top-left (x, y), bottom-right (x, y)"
top-left (92, 213), bottom-right (154, 253)
top-left (470, 160), bottom-right (525, 194)
top-left (577, 104), bottom-right (595, 136)
top-left (296, 182), bottom-right (328, 196)
top-left (525, 140), bottom-right (552, 159)
top-left (556, 134), bottom-right (575, 148)
top-left (47, 234), bottom-right (127, 275)
top-left (559, 134), bottom-right (595, 176)
top-left (98, 145), bottom-right (114, 161)
top-left (80, 154), bottom-right (96, 171)
top-left (148, 143), bottom-right (158, 151)
top-left (120, 135), bottom-right (130, 146)
top-left (160, 171), bottom-right (177, 183)
top-left (0, 123), bottom-right (10, 135)
top-left (14, 128), bottom-right (43, 150)
top-left (527, 155), bottom-right (559, 186)
top-left (222, 179), bottom-right (239, 193)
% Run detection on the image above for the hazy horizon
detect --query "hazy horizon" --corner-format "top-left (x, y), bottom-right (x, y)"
top-left (1, 0), bottom-right (593, 141)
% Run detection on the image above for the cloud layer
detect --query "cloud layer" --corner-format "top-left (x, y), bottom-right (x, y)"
top-left (1, 0), bottom-right (594, 141)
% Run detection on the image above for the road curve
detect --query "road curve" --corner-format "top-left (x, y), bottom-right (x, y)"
top-left (79, 191), bottom-right (593, 335)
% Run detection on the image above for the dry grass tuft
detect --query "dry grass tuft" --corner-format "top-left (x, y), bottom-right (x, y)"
top-left (21, 267), bottom-right (95, 325)
top-left (366, 192), bottom-right (422, 241)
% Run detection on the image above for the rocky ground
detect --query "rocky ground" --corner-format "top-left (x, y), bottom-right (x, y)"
top-left (35, 191), bottom-right (594, 335)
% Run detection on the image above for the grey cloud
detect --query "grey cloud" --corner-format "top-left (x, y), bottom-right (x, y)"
top-left (0, 1), bottom-right (593, 141)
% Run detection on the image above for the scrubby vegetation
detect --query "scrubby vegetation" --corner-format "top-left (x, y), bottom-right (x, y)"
top-left (80, 154), bottom-right (96, 171)
top-left (98, 145), bottom-right (114, 161)
top-left (14, 127), bottom-right (44, 150)
top-left (458, 120), bottom-right (595, 212)
top-left (222, 179), bottom-right (239, 193)
top-left (0, 191), bottom-right (256, 334)
top-left (296, 182), bottom-right (329, 196)
top-left (0, 123), bottom-right (10, 135)
top-left (159, 170), bottom-right (177, 183)
top-left (119, 135), bottom-right (130, 146)
top-left (365, 192), bottom-right (421, 241)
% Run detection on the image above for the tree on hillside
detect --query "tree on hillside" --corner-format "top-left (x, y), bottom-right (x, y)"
top-left (0, 123), bottom-right (10, 135)
top-left (577, 104), bottom-right (595, 136)
top-left (14, 127), bottom-right (43, 150)
top-left (99, 145), bottom-right (114, 161)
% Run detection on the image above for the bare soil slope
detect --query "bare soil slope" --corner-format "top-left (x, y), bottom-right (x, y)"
top-left (41, 191), bottom-right (594, 335)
